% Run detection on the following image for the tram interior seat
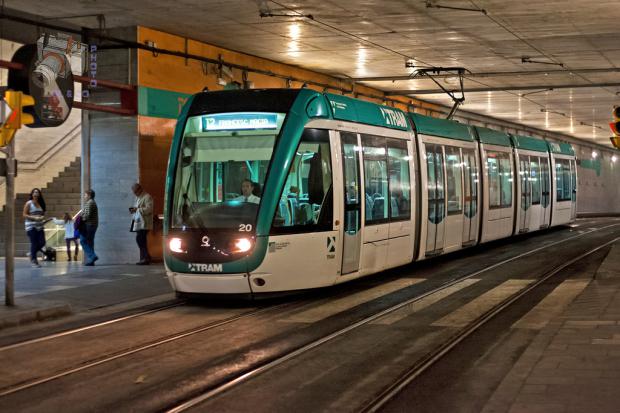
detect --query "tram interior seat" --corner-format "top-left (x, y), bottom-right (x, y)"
top-left (391, 197), bottom-right (399, 217)
top-left (277, 199), bottom-right (292, 226)
top-left (296, 202), bottom-right (313, 224)
top-left (288, 198), bottom-right (297, 223)
top-left (365, 194), bottom-right (373, 220)
top-left (372, 197), bottom-right (385, 220)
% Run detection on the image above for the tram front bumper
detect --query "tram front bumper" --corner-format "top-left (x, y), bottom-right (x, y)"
top-left (167, 271), bottom-right (251, 294)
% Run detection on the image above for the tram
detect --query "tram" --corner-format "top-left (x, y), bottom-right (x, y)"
top-left (163, 89), bottom-right (577, 296)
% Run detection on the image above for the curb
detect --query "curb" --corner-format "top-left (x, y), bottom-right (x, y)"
top-left (0, 303), bottom-right (73, 330)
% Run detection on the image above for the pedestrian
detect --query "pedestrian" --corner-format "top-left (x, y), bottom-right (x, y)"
top-left (130, 183), bottom-right (153, 265)
top-left (53, 212), bottom-right (79, 261)
top-left (22, 188), bottom-right (47, 267)
top-left (79, 189), bottom-right (98, 266)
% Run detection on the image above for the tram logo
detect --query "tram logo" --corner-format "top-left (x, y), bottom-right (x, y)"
top-left (379, 107), bottom-right (408, 129)
top-left (188, 263), bottom-right (223, 273)
top-left (327, 236), bottom-right (336, 253)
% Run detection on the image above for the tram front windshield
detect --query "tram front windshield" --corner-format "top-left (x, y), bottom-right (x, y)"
top-left (171, 112), bottom-right (285, 230)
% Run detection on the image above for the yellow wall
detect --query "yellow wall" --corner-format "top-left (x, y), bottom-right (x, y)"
top-left (136, 25), bottom-right (440, 258)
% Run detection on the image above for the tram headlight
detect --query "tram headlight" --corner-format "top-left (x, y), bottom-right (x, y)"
top-left (169, 237), bottom-right (185, 253)
top-left (233, 238), bottom-right (253, 253)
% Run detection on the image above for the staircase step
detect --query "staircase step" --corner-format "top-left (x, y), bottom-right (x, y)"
top-left (0, 156), bottom-right (81, 258)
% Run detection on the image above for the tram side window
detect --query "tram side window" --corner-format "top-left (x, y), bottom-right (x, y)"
top-left (387, 140), bottom-right (411, 220)
top-left (487, 152), bottom-right (501, 208)
top-left (530, 158), bottom-right (541, 205)
top-left (445, 146), bottom-right (462, 215)
top-left (271, 128), bottom-right (333, 233)
top-left (499, 153), bottom-right (512, 207)
top-left (362, 135), bottom-right (389, 224)
top-left (556, 159), bottom-right (572, 201)
top-left (487, 151), bottom-right (512, 208)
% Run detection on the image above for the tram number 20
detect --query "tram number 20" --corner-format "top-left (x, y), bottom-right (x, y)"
top-left (239, 224), bottom-right (252, 232)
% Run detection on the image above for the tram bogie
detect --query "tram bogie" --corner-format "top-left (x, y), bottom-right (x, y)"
top-left (164, 89), bottom-right (577, 296)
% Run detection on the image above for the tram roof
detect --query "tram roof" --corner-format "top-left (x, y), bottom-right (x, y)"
top-left (409, 113), bottom-right (474, 142)
top-left (547, 141), bottom-right (576, 156)
top-left (510, 134), bottom-right (549, 153)
top-left (473, 126), bottom-right (512, 147)
top-left (324, 94), bottom-right (410, 131)
top-left (188, 88), bottom-right (302, 117)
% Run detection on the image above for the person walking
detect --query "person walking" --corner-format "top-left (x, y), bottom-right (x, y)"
top-left (130, 183), bottom-right (154, 265)
top-left (53, 212), bottom-right (79, 261)
top-left (23, 188), bottom-right (47, 267)
top-left (80, 189), bottom-right (99, 266)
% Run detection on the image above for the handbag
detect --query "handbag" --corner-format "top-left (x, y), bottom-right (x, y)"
top-left (74, 215), bottom-right (86, 234)
top-left (130, 210), bottom-right (142, 232)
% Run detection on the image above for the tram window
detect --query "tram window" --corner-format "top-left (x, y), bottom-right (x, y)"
top-left (487, 152), bottom-right (501, 208)
top-left (387, 140), bottom-right (411, 220)
top-left (171, 112), bottom-right (286, 230)
top-left (499, 154), bottom-right (512, 207)
top-left (540, 158), bottom-right (550, 208)
top-left (487, 151), bottom-right (512, 208)
top-left (571, 160), bottom-right (577, 200)
top-left (556, 159), bottom-right (572, 201)
top-left (530, 158), bottom-right (541, 205)
top-left (563, 160), bottom-right (572, 200)
top-left (362, 135), bottom-right (389, 224)
top-left (271, 129), bottom-right (333, 233)
top-left (445, 146), bottom-right (462, 215)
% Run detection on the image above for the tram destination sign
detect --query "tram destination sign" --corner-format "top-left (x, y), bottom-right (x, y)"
top-left (202, 112), bottom-right (278, 131)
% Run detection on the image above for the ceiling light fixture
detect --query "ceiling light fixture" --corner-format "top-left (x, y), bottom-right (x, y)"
top-left (425, 0), bottom-right (487, 14)
top-left (521, 56), bottom-right (564, 67)
top-left (519, 88), bottom-right (553, 97)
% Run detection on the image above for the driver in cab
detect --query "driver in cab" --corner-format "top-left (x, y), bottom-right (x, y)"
top-left (234, 179), bottom-right (260, 204)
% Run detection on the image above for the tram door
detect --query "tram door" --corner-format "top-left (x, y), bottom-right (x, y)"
top-left (539, 157), bottom-right (551, 228)
top-left (340, 132), bottom-right (362, 275)
top-left (462, 149), bottom-right (478, 245)
top-left (519, 156), bottom-right (531, 232)
top-left (425, 144), bottom-right (445, 255)
top-left (570, 160), bottom-right (577, 220)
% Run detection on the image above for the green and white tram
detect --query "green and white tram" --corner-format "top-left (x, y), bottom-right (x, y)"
top-left (163, 88), bottom-right (576, 296)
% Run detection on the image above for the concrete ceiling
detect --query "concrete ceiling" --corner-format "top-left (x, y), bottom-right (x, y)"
top-left (5, 0), bottom-right (620, 147)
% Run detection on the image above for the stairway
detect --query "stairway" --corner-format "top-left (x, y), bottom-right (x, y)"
top-left (0, 158), bottom-right (81, 257)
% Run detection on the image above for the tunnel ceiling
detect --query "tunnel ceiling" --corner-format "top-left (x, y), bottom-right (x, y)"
top-left (6, 0), bottom-right (620, 147)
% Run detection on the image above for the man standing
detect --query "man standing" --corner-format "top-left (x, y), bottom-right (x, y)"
top-left (130, 183), bottom-right (154, 265)
top-left (80, 189), bottom-right (99, 266)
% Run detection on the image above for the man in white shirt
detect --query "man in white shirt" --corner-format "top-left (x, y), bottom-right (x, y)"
top-left (235, 179), bottom-right (260, 204)
top-left (130, 183), bottom-right (154, 265)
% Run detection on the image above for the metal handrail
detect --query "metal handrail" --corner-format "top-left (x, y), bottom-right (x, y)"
top-left (0, 124), bottom-right (80, 170)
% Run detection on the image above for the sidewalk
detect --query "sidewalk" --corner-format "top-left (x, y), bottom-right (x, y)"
top-left (483, 241), bottom-right (620, 413)
top-left (0, 258), bottom-right (173, 330)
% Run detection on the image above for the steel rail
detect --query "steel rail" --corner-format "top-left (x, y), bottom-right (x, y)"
top-left (165, 223), bottom-right (620, 413)
top-left (0, 301), bottom-right (183, 352)
top-left (362, 235), bottom-right (620, 413)
top-left (0, 304), bottom-right (288, 397)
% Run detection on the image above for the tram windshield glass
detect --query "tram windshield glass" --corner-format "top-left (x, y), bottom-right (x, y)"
top-left (171, 112), bottom-right (286, 230)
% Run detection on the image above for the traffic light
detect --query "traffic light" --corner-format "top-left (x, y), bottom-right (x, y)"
top-left (1, 91), bottom-right (35, 146)
top-left (610, 106), bottom-right (620, 149)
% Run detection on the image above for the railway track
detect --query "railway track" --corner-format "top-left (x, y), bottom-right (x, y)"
top-left (361, 236), bottom-right (620, 413)
top-left (163, 227), bottom-right (620, 412)
top-left (0, 221), bottom-right (617, 411)
top-left (0, 303), bottom-right (289, 397)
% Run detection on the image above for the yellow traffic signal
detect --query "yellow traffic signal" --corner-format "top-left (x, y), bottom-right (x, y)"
top-left (4, 91), bottom-right (35, 129)
top-left (610, 106), bottom-right (620, 149)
